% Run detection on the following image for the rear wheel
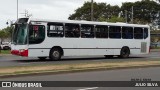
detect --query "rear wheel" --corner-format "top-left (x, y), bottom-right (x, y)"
top-left (50, 48), bottom-right (62, 61)
top-left (120, 47), bottom-right (130, 58)
top-left (38, 57), bottom-right (47, 60)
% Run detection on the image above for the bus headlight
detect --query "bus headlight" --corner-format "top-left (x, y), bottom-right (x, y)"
top-left (19, 49), bottom-right (25, 52)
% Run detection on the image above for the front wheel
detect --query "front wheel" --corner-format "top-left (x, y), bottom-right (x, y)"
top-left (120, 47), bottom-right (130, 58)
top-left (50, 48), bottom-right (62, 61)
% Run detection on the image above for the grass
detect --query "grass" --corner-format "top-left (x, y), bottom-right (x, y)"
top-left (0, 59), bottom-right (160, 77)
top-left (150, 47), bottom-right (160, 49)
top-left (0, 50), bottom-right (11, 54)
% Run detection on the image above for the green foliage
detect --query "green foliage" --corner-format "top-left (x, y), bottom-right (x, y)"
top-left (151, 36), bottom-right (160, 43)
top-left (98, 15), bottom-right (125, 23)
top-left (107, 16), bottom-right (125, 23)
top-left (69, 2), bottom-right (121, 21)
top-left (0, 26), bottom-right (12, 42)
top-left (0, 50), bottom-right (11, 54)
top-left (69, 0), bottom-right (160, 24)
top-left (150, 30), bottom-right (160, 43)
top-left (121, 0), bottom-right (160, 24)
top-left (151, 30), bottom-right (160, 33)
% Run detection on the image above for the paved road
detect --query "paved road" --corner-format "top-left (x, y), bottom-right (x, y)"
top-left (0, 51), bottom-right (160, 67)
top-left (0, 67), bottom-right (160, 90)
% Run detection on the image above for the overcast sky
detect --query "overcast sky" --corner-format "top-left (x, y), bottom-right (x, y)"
top-left (0, 0), bottom-right (140, 29)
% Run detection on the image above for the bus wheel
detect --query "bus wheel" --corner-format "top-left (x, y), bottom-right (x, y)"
top-left (120, 47), bottom-right (130, 58)
top-left (50, 48), bottom-right (61, 61)
top-left (38, 57), bottom-right (47, 60)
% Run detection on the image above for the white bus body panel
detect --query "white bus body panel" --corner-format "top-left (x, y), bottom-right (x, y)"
top-left (28, 37), bottom-right (150, 57)
top-left (26, 19), bottom-right (150, 57)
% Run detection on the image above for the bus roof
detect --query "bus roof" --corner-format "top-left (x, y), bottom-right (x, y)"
top-left (28, 18), bottom-right (149, 28)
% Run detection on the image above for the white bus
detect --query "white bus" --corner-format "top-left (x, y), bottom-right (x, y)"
top-left (11, 18), bottom-right (150, 60)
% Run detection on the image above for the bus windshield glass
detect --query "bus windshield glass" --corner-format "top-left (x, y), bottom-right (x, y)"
top-left (12, 24), bottom-right (28, 45)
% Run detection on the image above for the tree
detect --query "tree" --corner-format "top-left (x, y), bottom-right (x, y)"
top-left (154, 0), bottom-right (160, 3)
top-left (106, 16), bottom-right (125, 23)
top-left (121, 0), bottom-right (160, 24)
top-left (0, 30), bottom-right (8, 43)
top-left (68, 2), bottom-right (121, 21)
top-left (69, 0), bottom-right (160, 25)
top-left (0, 26), bottom-right (12, 43)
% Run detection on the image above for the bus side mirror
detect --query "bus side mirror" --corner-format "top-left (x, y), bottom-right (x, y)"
top-left (6, 22), bottom-right (9, 25)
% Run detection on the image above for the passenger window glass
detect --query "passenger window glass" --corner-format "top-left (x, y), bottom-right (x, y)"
top-left (65, 24), bottom-right (80, 38)
top-left (95, 25), bottom-right (108, 38)
top-left (122, 27), bottom-right (133, 39)
top-left (134, 27), bottom-right (143, 39)
top-left (47, 23), bottom-right (64, 37)
top-left (109, 26), bottom-right (121, 38)
top-left (81, 24), bottom-right (94, 38)
top-left (144, 28), bottom-right (148, 39)
top-left (29, 25), bottom-right (45, 44)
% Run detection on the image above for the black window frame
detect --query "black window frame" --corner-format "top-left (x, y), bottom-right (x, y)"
top-left (134, 27), bottom-right (143, 39)
top-left (29, 25), bottom-right (45, 44)
top-left (109, 26), bottom-right (121, 39)
top-left (122, 27), bottom-right (133, 39)
top-left (47, 22), bottom-right (64, 37)
top-left (95, 25), bottom-right (108, 38)
top-left (65, 23), bottom-right (80, 38)
top-left (144, 28), bottom-right (148, 39)
top-left (81, 24), bottom-right (95, 38)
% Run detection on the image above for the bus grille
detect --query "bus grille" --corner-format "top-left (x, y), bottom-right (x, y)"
top-left (141, 42), bottom-right (147, 53)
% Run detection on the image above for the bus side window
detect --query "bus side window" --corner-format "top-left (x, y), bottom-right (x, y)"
top-left (109, 26), bottom-right (121, 39)
top-left (38, 26), bottom-right (45, 39)
top-left (134, 27), bottom-right (143, 39)
top-left (144, 28), bottom-right (148, 39)
top-left (29, 25), bottom-right (45, 44)
top-left (47, 23), bottom-right (64, 37)
top-left (65, 24), bottom-right (80, 38)
top-left (122, 27), bottom-right (133, 39)
top-left (81, 24), bottom-right (94, 38)
top-left (95, 25), bottom-right (108, 38)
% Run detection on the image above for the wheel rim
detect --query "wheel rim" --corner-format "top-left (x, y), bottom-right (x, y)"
top-left (52, 51), bottom-right (60, 58)
top-left (122, 50), bottom-right (127, 55)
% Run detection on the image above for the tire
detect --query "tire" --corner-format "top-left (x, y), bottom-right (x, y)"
top-left (120, 47), bottom-right (130, 58)
top-left (38, 57), bottom-right (47, 60)
top-left (50, 48), bottom-right (62, 61)
top-left (105, 55), bottom-right (113, 58)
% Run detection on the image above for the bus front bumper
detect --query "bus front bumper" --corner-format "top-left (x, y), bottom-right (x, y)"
top-left (11, 49), bottom-right (28, 57)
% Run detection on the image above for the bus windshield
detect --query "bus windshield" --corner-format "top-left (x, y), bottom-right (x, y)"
top-left (12, 24), bottom-right (28, 45)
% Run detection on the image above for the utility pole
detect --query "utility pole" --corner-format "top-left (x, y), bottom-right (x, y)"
top-left (21, 10), bottom-right (32, 18)
top-left (24, 10), bottom-right (28, 17)
top-left (125, 10), bottom-right (127, 23)
top-left (6, 20), bottom-right (13, 44)
top-left (17, 0), bottom-right (18, 19)
top-left (131, 6), bottom-right (134, 24)
top-left (91, 0), bottom-right (94, 21)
